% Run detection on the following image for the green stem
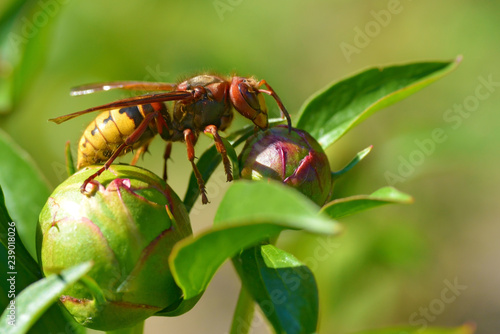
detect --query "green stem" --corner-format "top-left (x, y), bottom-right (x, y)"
top-left (230, 285), bottom-right (255, 334)
top-left (106, 320), bottom-right (144, 334)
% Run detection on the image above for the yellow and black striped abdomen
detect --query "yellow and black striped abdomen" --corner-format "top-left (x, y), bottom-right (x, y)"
top-left (77, 105), bottom-right (157, 169)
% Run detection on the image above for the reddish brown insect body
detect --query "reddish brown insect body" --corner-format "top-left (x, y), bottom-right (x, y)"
top-left (50, 74), bottom-right (292, 204)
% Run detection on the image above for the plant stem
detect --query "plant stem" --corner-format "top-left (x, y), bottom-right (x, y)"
top-left (106, 321), bottom-right (144, 334)
top-left (229, 285), bottom-right (255, 334)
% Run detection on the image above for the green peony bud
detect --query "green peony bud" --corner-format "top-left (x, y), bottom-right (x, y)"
top-left (37, 165), bottom-right (192, 331)
top-left (239, 125), bottom-right (333, 206)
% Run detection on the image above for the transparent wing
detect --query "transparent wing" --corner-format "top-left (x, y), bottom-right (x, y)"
top-left (49, 91), bottom-right (192, 124)
top-left (70, 81), bottom-right (177, 96)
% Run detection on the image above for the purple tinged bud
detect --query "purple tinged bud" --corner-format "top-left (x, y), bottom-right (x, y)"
top-left (239, 125), bottom-right (333, 206)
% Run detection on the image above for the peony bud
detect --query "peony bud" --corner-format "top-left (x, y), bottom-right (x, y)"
top-left (37, 165), bottom-right (191, 330)
top-left (239, 125), bottom-right (333, 206)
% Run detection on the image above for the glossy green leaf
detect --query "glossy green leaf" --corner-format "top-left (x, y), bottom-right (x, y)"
top-left (170, 224), bottom-right (284, 300)
top-left (0, 129), bottom-right (51, 259)
top-left (170, 180), bottom-right (339, 302)
top-left (0, 185), bottom-right (40, 281)
top-left (296, 58), bottom-right (461, 149)
top-left (321, 187), bottom-right (413, 219)
top-left (0, 261), bottom-right (92, 334)
top-left (214, 180), bottom-right (341, 234)
top-left (351, 323), bottom-right (476, 334)
top-left (233, 244), bottom-right (318, 334)
top-left (154, 293), bottom-right (203, 317)
top-left (332, 145), bottom-right (373, 178)
top-left (1, 184), bottom-right (39, 316)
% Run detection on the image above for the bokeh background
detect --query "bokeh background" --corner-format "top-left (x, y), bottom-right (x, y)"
top-left (1, 0), bottom-right (499, 333)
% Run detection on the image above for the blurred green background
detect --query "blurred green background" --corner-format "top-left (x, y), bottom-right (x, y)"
top-left (1, 0), bottom-right (499, 333)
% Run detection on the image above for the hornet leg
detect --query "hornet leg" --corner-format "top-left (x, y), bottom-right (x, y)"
top-left (130, 142), bottom-right (150, 165)
top-left (184, 128), bottom-right (209, 204)
top-left (163, 142), bottom-right (172, 181)
top-left (257, 79), bottom-right (292, 132)
top-left (204, 125), bottom-right (233, 182)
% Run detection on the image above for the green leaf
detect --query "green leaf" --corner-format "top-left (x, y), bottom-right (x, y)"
top-left (332, 145), bottom-right (373, 178)
top-left (233, 244), bottom-right (318, 334)
top-left (321, 187), bottom-right (413, 219)
top-left (351, 323), bottom-right (476, 334)
top-left (170, 180), bottom-right (339, 305)
top-left (0, 129), bottom-right (51, 259)
top-left (0, 261), bottom-right (92, 334)
top-left (170, 224), bottom-right (287, 300)
top-left (214, 180), bottom-right (341, 234)
top-left (0, 0), bottom-right (65, 112)
top-left (0, 185), bottom-right (40, 281)
top-left (154, 293), bottom-right (203, 317)
top-left (296, 58), bottom-right (461, 149)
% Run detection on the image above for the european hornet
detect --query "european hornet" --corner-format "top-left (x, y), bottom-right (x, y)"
top-left (50, 74), bottom-right (292, 204)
